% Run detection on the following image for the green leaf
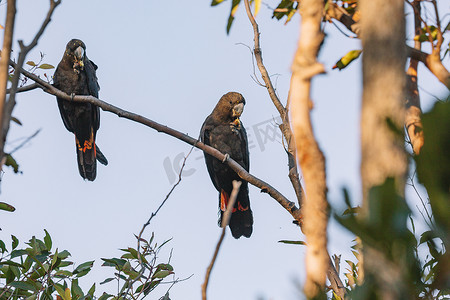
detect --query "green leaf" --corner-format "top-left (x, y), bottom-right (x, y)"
top-left (120, 247), bottom-right (138, 259)
top-left (71, 278), bottom-right (84, 299)
top-left (278, 240), bottom-right (306, 245)
top-left (38, 63), bottom-right (54, 69)
top-left (99, 277), bottom-right (115, 285)
top-left (53, 283), bottom-right (66, 298)
top-left (73, 260), bottom-right (94, 274)
top-left (11, 116), bottom-right (22, 126)
top-left (10, 265), bottom-right (21, 279)
top-left (4, 154), bottom-right (20, 174)
top-left (9, 281), bottom-right (37, 291)
top-left (75, 268), bottom-right (91, 278)
top-left (52, 249), bottom-right (59, 267)
top-left (226, 0), bottom-right (241, 34)
top-left (0, 240), bottom-right (7, 253)
top-left (333, 50), bottom-right (362, 70)
top-left (0, 260), bottom-right (24, 268)
top-left (57, 250), bottom-right (71, 259)
top-left (11, 235), bottom-right (19, 250)
top-left (43, 229), bottom-right (52, 251)
top-left (419, 230), bottom-right (436, 245)
top-left (101, 258), bottom-right (126, 269)
top-left (58, 260), bottom-right (73, 268)
top-left (0, 201), bottom-right (16, 212)
top-left (152, 270), bottom-right (173, 279)
top-left (6, 266), bottom-right (15, 283)
top-left (54, 270), bottom-right (73, 277)
top-left (26, 61), bottom-right (36, 67)
top-left (272, 0), bottom-right (296, 22)
top-left (343, 206), bottom-right (361, 215)
top-left (155, 263), bottom-right (174, 272)
top-left (136, 280), bottom-right (161, 295)
top-left (160, 292), bottom-right (170, 300)
top-left (87, 283), bottom-right (95, 296)
top-left (23, 256), bottom-right (33, 272)
top-left (211, 0), bottom-right (225, 5)
top-left (98, 292), bottom-right (113, 300)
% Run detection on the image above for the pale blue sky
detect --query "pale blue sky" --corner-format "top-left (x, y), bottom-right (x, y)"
top-left (1, 1), bottom-right (448, 299)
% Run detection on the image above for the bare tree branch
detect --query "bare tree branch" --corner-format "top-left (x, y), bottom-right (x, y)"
top-left (123, 148), bottom-right (194, 299)
top-left (10, 60), bottom-right (302, 223)
top-left (201, 180), bottom-right (241, 300)
top-left (242, 0), bottom-right (304, 209)
top-left (0, 0), bottom-right (17, 161)
top-left (8, 128), bottom-right (41, 155)
top-left (0, 0), bottom-right (61, 165)
top-left (6, 82), bottom-right (41, 94)
top-left (289, 0), bottom-right (329, 298)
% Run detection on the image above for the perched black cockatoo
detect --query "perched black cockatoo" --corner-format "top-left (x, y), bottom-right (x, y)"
top-left (201, 92), bottom-right (253, 239)
top-left (53, 39), bottom-right (107, 181)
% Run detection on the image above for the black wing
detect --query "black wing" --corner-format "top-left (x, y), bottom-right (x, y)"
top-left (239, 121), bottom-right (249, 172)
top-left (53, 64), bottom-right (76, 133)
top-left (84, 57), bottom-right (100, 131)
top-left (201, 116), bottom-right (221, 191)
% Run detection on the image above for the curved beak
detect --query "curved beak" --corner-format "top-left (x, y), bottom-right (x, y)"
top-left (74, 46), bottom-right (85, 68)
top-left (232, 102), bottom-right (244, 118)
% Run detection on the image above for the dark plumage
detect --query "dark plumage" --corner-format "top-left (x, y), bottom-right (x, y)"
top-left (201, 92), bottom-right (253, 239)
top-left (53, 39), bottom-right (107, 181)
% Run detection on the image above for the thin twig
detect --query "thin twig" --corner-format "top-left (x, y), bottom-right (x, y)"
top-left (235, 42), bottom-right (266, 87)
top-left (6, 82), bottom-right (41, 94)
top-left (128, 148), bottom-right (194, 299)
top-left (201, 180), bottom-right (241, 300)
top-left (242, 0), bottom-right (304, 208)
top-left (8, 128), bottom-right (41, 155)
top-left (408, 170), bottom-right (433, 227)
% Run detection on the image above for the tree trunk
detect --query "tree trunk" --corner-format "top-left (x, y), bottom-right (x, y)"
top-left (289, 0), bottom-right (328, 298)
top-left (0, 0), bottom-right (17, 161)
top-left (360, 0), bottom-right (409, 299)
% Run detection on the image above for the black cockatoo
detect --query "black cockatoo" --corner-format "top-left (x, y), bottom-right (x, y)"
top-left (53, 39), bottom-right (107, 181)
top-left (201, 92), bottom-right (253, 239)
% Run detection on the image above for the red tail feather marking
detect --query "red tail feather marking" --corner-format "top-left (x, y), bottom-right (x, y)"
top-left (237, 202), bottom-right (249, 211)
top-left (75, 131), bottom-right (95, 153)
top-left (220, 190), bottom-right (237, 213)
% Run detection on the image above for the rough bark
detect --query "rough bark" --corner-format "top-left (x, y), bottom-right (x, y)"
top-left (0, 0), bottom-right (16, 161)
top-left (360, 0), bottom-right (409, 299)
top-left (289, 0), bottom-right (329, 298)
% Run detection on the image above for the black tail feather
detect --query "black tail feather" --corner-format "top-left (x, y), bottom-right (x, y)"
top-left (95, 144), bottom-right (108, 166)
top-left (218, 188), bottom-right (253, 239)
top-left (229, 209), bottom-right (253, 239)
top-left (76, 144), bottom-right (96, 181)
